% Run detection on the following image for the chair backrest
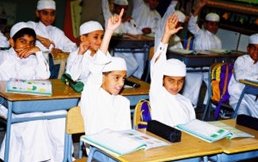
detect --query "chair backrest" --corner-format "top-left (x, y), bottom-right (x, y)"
top-left (209, 62), bottom-right (234, 119)
top-left (66, 106), bottom-right (84, 135)
top-left (133, 99), bottom-right (152, 129)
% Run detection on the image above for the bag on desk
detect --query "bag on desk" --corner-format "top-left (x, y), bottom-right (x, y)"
top-left (147, 120), bottom-right (181, 143)
top-left (61, 73), bottom-right (84, 93)
top-left (237, 114), bottom-right (258, 131)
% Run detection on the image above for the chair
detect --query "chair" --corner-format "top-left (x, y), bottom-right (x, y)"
top-left (202, 62), bottom-right (234, 120)
top-left (63, 106), bottom-right (87, 162)
top-left (133, 99), bottom-right (152, 129)
top-left (232, 80), bottom-right (258, 118)
top-left (142, 46), bottom-right (154, 82)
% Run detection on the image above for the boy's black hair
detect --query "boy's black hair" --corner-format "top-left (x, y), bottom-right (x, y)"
top-left (12, 28), bottom-right (36, 42)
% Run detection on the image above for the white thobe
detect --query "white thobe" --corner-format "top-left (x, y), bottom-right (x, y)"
top-left (0, 48), bottom-right (64, 162)
top-left (66, 49), bottom-right (95, 82)
top-left (79, 50), bottom-right (132, 135)
top-left (228, 55), bottom-right (258, 117)
top-left (188, 15), bottom-right (222, 50)
top-left (132, 0), bottom-right (161, 34)
top-left (102, 0), bottom-right (144, 78)
top-left (0, 32), bottom-right (9, 48)
top-left (27, 21), bottom-right (77, 53)
top-left (150, 42), bottom-right (196, 127)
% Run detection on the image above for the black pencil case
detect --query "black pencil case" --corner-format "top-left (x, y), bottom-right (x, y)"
top-left (147, 120), bottom-right (181, 143)
top-left (236, 114), bottom-right (258, 131)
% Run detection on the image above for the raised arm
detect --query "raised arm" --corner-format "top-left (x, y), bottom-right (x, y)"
top-left (100, 8), bottom-right (124, 54)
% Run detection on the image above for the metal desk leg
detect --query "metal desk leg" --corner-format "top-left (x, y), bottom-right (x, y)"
top-left (4, 101), bottom-right (13, 162)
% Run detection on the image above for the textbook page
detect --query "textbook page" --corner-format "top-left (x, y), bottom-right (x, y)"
top-left (209, 121), bottom-right (254, 139)
top-left (176, 119), bottom-right (230, 143)
top-left (82, 129), bottom-right (169, 157)
top-left (6, 79), bottom-right (52, 96)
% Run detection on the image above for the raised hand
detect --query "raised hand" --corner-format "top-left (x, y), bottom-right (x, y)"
top-left (106, 8), bottom-right (124, 32)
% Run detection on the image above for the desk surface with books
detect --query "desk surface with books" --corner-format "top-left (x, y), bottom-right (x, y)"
top-left (0, 79), bottom-right (81, 162)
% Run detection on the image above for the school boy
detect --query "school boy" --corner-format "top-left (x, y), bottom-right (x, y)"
top-left (66, 21), bottom-right (104, 82)
top-left (28, 0), bottom-right (77, 55)
top-left (0, 22), bottom-right (52, 162)
top-left (102, 0), bottom-right (144, 78)
top-left (150, 14), bottom-right (196, 127)
top-left (132, 0), bottom-right (161, 35)
top-left (228, 33), bottom-right (258, 118)
top-left (79, 9), bottom-right (131, 161)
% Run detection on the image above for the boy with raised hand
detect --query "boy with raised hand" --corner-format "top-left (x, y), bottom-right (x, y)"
top-left (79, 9), bottom-right (132, 161)
top-left (150, 14), bottom-right (196, 127)
top-left (228, 33), bottom-right (258, 118)
top-left (0, 22), bottom-right (51, 162)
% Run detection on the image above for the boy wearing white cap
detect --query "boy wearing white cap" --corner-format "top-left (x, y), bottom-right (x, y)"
top-left (150, 14), bottom-right (196, 127)
top-left (0, 22), bottom-right (52, 162)
top-left (28, 0), bottom-right (76, 55)
top-left (79, 9), bottom-right (131, 161)
top-left (66, 21), bottom-right (104, 82)
top-left (102, 0), bottom-right (147, 78)
top-left (228, 33), bottom-right (258, 118)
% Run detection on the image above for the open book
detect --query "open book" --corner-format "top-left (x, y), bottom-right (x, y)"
top-left (81, 129), bottom-right (169, 157)
top-left (176, 119), bottom-right (254, 143)
top-left (6, 79), bottom-right (52, 96)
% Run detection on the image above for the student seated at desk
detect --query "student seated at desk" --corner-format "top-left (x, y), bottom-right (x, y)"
top-left (228, 33), bottom-right (258, 118)
top-left (102, 0), bottom-right (146, 79)
top-left (150, 14), bottom-right (196, 127)
top-left (79, 9), bottom-right (131, 161)
top-left (66, 21), bottom-right (104, 83)
top-left (183, 0), bottom-right (222, 108)
top-left (0, 22), bottom-right (62, 162)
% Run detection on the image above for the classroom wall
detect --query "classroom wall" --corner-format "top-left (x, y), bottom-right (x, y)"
top-left (0, 0), bottom-right (66, 29)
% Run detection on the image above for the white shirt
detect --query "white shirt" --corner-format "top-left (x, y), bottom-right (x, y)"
top-left (132, 0), bottom-right (161, 34)
top-left (150, 42), bottom-right (196, 127)
top-left (188, 16), bottom-right (222, 50)
top-left (0, 48), bottom-right (50, 80)
top-left (228, 55), bottom-right (258, 117)
top-left (0, 32), bottom-right (9, 48)
top-left (79, 50), bottom-right (132, 135)
top-left (66, 49), bottom-right (95, 82)
top-left (28, 21), bottom-right (77, 53)
top-left (102, 0), bottom-right (141, 35)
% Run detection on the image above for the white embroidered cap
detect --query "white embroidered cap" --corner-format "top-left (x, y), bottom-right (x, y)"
top-left (162, 59), bottom-right (186, 77)
top-left (174, 10), bottom-right (186, 23)
top-left (102, 57), bottom-right (127, 72)
top-left (205, 12), bottom-right (220, 22)
top-left (10, 22), bottom-right (33, 38)
top-left (80, 21), bottom-right (104, 35)
top-left (113, 0), bottom-right (128, 5)
top-left (37, 0), bottom-right (56, 10)
top-left (249, 33), bottom-right (258, 44)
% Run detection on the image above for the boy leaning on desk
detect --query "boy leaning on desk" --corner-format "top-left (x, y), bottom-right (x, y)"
top-left (228, 33), bottom-right (258, 118)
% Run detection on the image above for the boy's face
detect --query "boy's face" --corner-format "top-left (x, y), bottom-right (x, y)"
top-left (80, 30), bottom-right (104, 54)
top-left (148, 0), bottom-right (159, 10)
top-left (36, 9), bottom-right (56, 26)
top-left (247, 44), bottom-right (258, 63)
top-left (10, 34), bottom-right (35, 52)
top-left (163, 76), bottom-right (185, 95)
top-left (204, 21), bottom-right (219, 34)
top-left (102, 70), bottom-right (127, 95)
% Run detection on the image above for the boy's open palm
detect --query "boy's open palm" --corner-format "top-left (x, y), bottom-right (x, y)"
top-left (165, 14), bottom-right (182, 36)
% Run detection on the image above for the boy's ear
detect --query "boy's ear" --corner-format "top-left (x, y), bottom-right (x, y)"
top-left (80, 35), bottom-right (86, 42)
top-left (9, 38), bottom-right (14, 47)
top-left (36, 10), bottom-right (39, 17)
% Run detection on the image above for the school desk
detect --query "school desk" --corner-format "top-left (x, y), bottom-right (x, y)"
top-left (232, 79), bottom-right (258, 118)
top-left (167, 50), bottom-right (245, 71)
top-left (121, 77), bottom-right (150, 106)
top-left (210, 119), bottom-right (258, 162)
top-left (0, 79), bottom-right (81, 162)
